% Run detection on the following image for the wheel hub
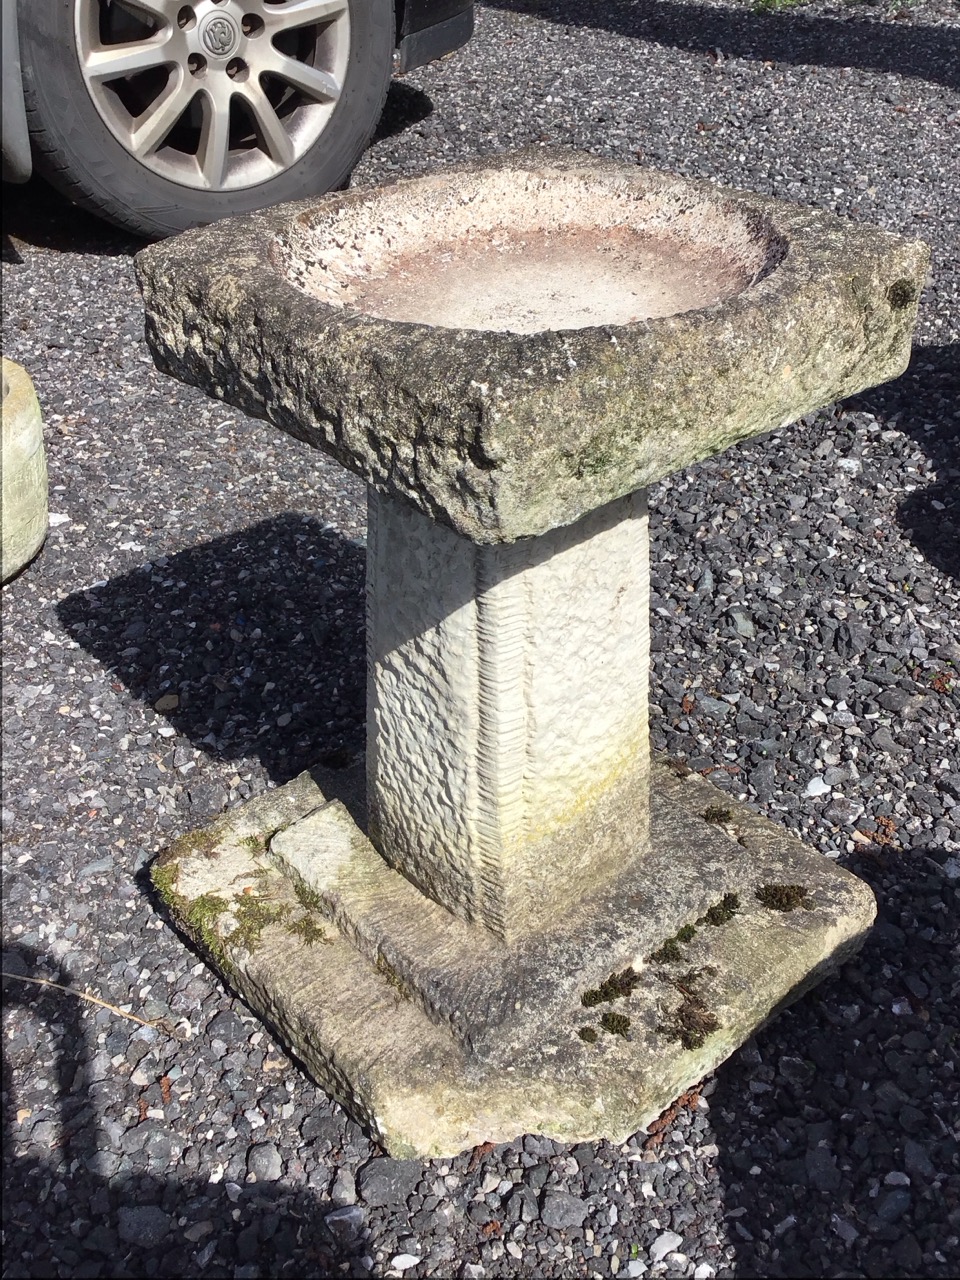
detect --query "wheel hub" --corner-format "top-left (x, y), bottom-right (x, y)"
top-left (198, 11), bottom-right (240, 60)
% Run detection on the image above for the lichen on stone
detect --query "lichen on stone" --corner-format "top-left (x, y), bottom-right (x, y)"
top-left (578, 1027), bottom-right (599, 1044)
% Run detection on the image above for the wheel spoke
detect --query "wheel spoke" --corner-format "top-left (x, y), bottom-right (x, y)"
top-left (239, 84), bottom-right (295, 169)
top-left (83, 35), bottom-right (174, 82)
top-left (129, 74), bottom-right (196, 157)
top-left (197, 88), bottom-right (233, 188)
top-left (258, 50), bottom-right (341, 103)
top-left (260, 0), bottom-right (348, 32)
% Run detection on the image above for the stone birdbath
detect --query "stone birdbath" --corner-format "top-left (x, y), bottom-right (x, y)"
top-left (136, 152), bottom-right (927, 1156)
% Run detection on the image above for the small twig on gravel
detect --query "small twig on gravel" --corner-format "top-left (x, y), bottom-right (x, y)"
top-left (1, 970), bottom-right (174, 1034)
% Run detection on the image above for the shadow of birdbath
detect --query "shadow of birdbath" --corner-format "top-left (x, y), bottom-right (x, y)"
top-left (135, 151), bottom-right (927, 1156)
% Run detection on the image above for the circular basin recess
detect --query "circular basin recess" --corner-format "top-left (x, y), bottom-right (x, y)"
top-left (278, 167), bottom-right (786, 333)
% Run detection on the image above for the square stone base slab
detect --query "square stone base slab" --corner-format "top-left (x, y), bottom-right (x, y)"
top-left (152, 759), bottom-right (875, 1157)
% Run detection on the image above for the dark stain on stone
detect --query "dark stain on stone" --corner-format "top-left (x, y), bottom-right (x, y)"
top-left (887, 279), bottom-right (917, 310)
top-left (703, 804), bottom-right (733, 824)
top-left (659, 967), bottom-right (720, 1051)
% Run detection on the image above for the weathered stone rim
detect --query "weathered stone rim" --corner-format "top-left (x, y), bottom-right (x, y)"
top-left (139, 148), bottom-right (923, 354)
top-left (136, 149), bottom-right (929, 543)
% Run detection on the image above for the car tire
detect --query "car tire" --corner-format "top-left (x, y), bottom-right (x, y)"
top-left (19, 1), bottom-right (394, 239)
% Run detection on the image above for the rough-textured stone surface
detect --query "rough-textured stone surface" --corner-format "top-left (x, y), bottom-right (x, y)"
top-left (365, 486), bottom-right (650, 936)
top-left (154, 758), bottom-right (875, 1157)
top-left (116, 1206), bottom-right (172, 1248)
top-left (135, 151), bottom-right (928, 544)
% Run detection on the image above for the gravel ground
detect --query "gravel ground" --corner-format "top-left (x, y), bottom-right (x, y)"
top-left (2, 2), bottom-right (959, 1277)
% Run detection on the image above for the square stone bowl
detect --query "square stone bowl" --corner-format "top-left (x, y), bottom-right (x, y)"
top-left (136, 150), bottom-right (928, 543)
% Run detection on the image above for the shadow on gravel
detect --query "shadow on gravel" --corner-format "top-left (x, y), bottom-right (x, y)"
top-left (373, 79), bottom-right (435, 143)
top-left (850, 342), bottom-right (960, 581)
top-left (2, 948), bottom-right (355, 1278)
top-left (1, 177), bottom-right (142, 259)
top-left (57, 514), bottom-right (367, 786)
top-left (0, 80), bottom-right (432, 264)
top-left (710, 845), bottom-right (958, 1278)
top-left (487, 0), bottom-right (960, 89)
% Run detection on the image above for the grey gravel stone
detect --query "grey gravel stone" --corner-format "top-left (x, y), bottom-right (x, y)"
top-left (904, 1139), bottom-right (937, 1179)
top-left (650, 1231), bottom-right (684, 1262)
top-left (331, 1167), bottom-right (358, 1205)
top-left (358, 1157), bottom-right (422, 1207)
top-left (324, 1205), bottom-right (365, 1247)
top-left (805, 1146), bottom-right (842, 1193)
top-left (877, 1188), bottom-right (912, 1224)
top-left (540, 1189), bottom-right (589, 1229)
top-left (247, 1142), bottom-right (283, 1181)
top-left (116, 1206), bottom-right (172, 1248)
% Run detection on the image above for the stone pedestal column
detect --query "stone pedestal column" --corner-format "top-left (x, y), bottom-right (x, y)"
top-left (366, 487), bottom-right (650, 939)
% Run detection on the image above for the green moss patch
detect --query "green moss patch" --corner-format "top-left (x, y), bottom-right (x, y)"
top-left (699, 892), bottom-right (741, 927)
top-left (703, 805), bottom-right (733, 824)
top-left (376, 953), bottom-right (412, 1002)
top-left (286, 914), bottom-right (329, 947)
top-left (600, 1010), bottom-right (631, 1038)
top-left (577, 1027), bottom-right (599, 1044)
top-left (181, 892), bottom-right (231, 971)
top-left (648, 937), bottom-right (684, 965)
top-left (293, 878), bottom-right (324, 912)
top-left (756, 883), bottom-right (812, 912)
top-left (228, 895), bottom-right (290, 953)
top-left (581, 967), bottom-right (642, 1007)
top-left (151, 860), bottom-right (182, 907)
top-left (170, 825), bottom-right (222, 860)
